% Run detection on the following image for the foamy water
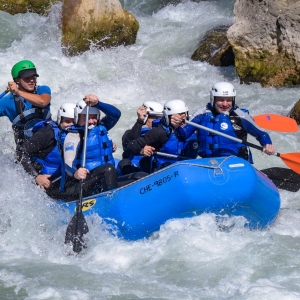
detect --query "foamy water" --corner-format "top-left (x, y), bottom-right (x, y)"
top-left (0, 1), bottom-right (299, 299)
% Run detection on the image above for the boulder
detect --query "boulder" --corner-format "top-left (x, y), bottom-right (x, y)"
top-left (288, 100), bottom-right (300, 125)
top-left (0, 0), bottom-right (55, 15)
top-left (191, 26), bottom-right (234, 67)
top-left (159, 0), bottom-right (203, 8)
top-left (62, 0), bottom-right (139, 56)
top-left (227, 0), bottom-right (300, 87)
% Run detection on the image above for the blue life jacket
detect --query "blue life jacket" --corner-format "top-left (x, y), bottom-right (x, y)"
top-left (72, 124), bottom-right (115, 171)
top-left (130, 126), bottom-right (151, 167)
top-left (154, 122), bottom-right (198, 168)
top-left (197, 104), bottom-right (253, 162)
top-left (12, 89), bottom-right (51, 146)
top-left (32, 120), bottom-right (66, 190)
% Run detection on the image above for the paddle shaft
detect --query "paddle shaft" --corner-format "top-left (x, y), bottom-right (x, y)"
top-left (78, 104), bottom-right (90, 213)
top-left (148, 111), bottom-right (163, 117)
top-left (66, 103), bottom-right (90, 253)
top-left (154, 151), bottom-right (191, 160)
top-left (151, 111), bottom-right (298, 132)
top-left (184, 120), bottom-right (281, 157)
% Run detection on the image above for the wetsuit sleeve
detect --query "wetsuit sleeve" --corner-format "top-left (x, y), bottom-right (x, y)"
top-left (96, 102), bottom-right (121, 131)
top-left (236, 108), bottom-right (272, 145)
top-left (16, 125), bottom-right (55, 177)
top-left (126, 126), bottom-right (169, 155)
top-left (122, 119), bottom-right (144, 147)
top-left (63, 132), bottom-right (81, 176)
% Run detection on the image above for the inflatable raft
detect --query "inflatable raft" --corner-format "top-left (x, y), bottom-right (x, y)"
top-left (58, 156), bottom-right (281, 240)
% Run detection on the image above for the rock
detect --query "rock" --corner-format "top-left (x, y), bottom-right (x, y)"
top-left (227, 0), bottom-right (300, 87)
top-left (0, 0), bottom-right (55, 15)
top-left (62, 0), bottom-right (139, 56)
top-left (288, 100), bottom-right (300, 125)
top-left (159, 0), bottom-right (203, 9)
top-left (191, 26), bottom-right (234, 66)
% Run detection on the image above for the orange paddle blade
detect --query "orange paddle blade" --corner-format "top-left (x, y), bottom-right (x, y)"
top-left (254, 114), bottom-right (298, 132)
top-left (279, 152), bottom-right (300, 174)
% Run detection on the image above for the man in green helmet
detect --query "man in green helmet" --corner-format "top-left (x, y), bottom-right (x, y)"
top-left (0, 60), bottom-right (51, 147)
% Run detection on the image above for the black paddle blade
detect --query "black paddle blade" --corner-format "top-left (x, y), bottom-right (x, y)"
top-left (260, 167), bottom-right (300, 192)
top-left (65, 211), bottom-right (89, 253)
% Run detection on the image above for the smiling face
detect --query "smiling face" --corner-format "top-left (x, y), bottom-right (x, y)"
top-left (60, 116), bottom-right (74, 130)
top-left (214, 97), bottom-right (233, 114)
top-left (78, 114), bottom-right (98, 126)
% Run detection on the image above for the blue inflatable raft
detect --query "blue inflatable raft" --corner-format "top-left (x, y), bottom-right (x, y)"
top-left (58, 156), bottom-right (281, 240)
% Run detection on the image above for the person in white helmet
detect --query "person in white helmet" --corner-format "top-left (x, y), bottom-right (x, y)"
top-left (171, 82), bottom-right (275, 162)
top-left (124, 99), bottom-right (198, 173)
top-left (121, 101), bottom-right (164, 174)
top-left (16, 102), bottom-right (76, 192)
top-left (61, 94), bottom-right (121, 199)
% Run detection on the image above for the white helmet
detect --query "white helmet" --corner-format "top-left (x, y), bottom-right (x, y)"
top-left (57, 102), bottom-right (76, 125)
top-left (143, 101), bottom-right (163, 124)
top-left (74, 99), bottom-right (101, 124)
top-left (210, 82), bottom-right (236, 106)
top-left (163, 99), bottom-right (189, 126)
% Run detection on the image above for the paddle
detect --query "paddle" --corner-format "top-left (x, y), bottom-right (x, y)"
top-left (184, 120), bottom-right (300, 174)
top-left (148, 111), bottom-right (163, 117)
top-left (253, 114), bottom-right (298, 132)
top-left (150, 111), bottom-right (298, 132)
top-left (65, 104), bottom-right (90, 253)
top-left (0, 89), bottom-right (9, 99)
top-left (154, 151), bottom-right (191, 161)
top-left (260, 167), bottom-right (300, 192)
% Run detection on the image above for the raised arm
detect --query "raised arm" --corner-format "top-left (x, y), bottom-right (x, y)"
top-left (83, 94), bottom-right (121, 131)
top-left (126, 126), bottom-right (169, 155)
top-left (96, 101), bottom-right (121, 130)
top-left (8, 82), bottom-right (51, 107)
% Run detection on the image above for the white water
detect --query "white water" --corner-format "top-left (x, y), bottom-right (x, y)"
top-left (0, 1), bottom-right (300, 299)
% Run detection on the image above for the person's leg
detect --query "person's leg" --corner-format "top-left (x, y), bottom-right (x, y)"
top-left (139, 156), bottom-right (152, 173)
top-left (46, 164), bottom-right (118, 201)
top-left (46, 177), bottom-right (80, 201)
top-left (117, 171), bottom-right (148, 187)
top-left (117, 158), bottom-right (138, 175)
top-left (89, 164), bottom-right (118, 192)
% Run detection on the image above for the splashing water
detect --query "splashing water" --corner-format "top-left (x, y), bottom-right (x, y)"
top-left (0, 1), bottom-right (299, 299)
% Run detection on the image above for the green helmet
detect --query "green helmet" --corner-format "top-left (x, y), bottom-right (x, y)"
top-left (11, 60), bottom-right (39, 79)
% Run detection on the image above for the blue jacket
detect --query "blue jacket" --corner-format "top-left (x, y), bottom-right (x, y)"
top-left (129, 126), bottom-right (151, 167)
top-left (0, 86), bottom-right (52, 146)
top-left (72, 124), bottom-right (115, 171)
top-left (176, 104), bottom-right (272, 162)
top-left (64, 101), bottom-right (121, 176)
top-left (31, 120), bottom-right (67, 190)
top-left (32, 120), bottom-right (63, 177)
top-left (0, 86), bottom-right (51, 122)
top-left (154, 123), bottom-right (198, 168)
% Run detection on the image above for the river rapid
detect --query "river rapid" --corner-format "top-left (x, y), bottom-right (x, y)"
top-left (0, 1), bottom-right (299, 299)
